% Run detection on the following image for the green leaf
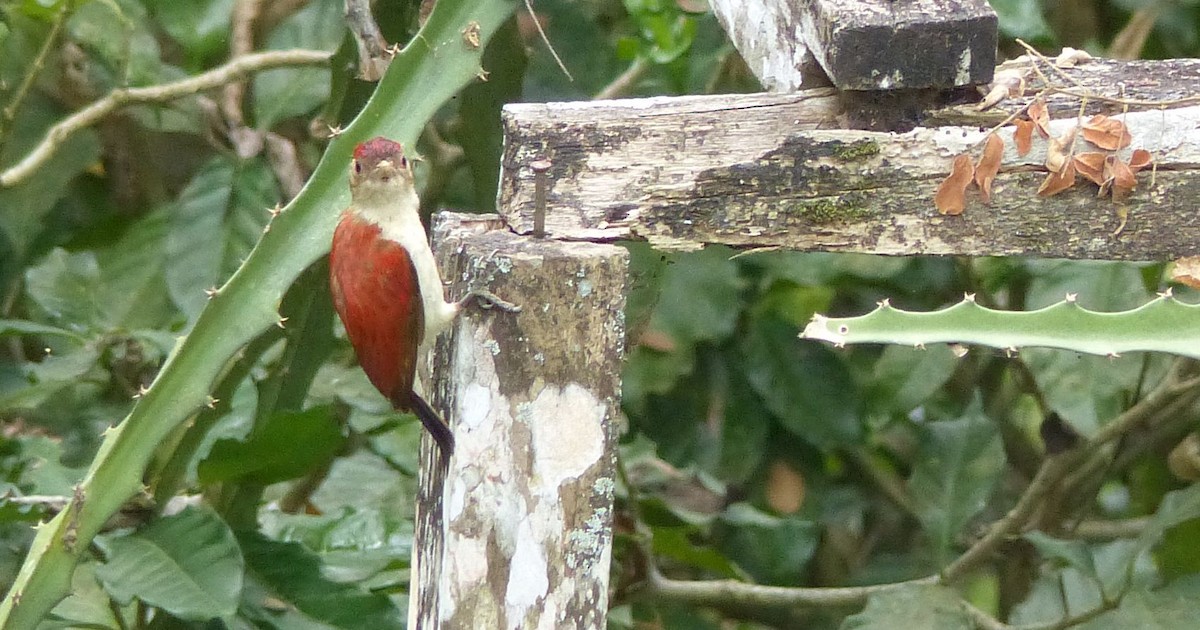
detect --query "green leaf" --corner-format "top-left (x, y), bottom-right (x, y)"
top-left (0, 344), bottom-right (100, 411)
top-left (15, 435), bottom-right (87, 496)
top-left (0, 93), bottom-right (101, 264)
top-left (142, 0), bottom-right (235, 67)
top-left (45, 560), bottom-right (131, 629)
top-left (238, 531), bottom-right (404, 629)
top-left (988, 0), bottom-right (1055, 42)
top-left (23, 249), bottom-right (105, 333)
top-left (198, 405), bottom-right (344, 485)
top-left (259, 507), bottom-right (412, 583)
top-left (253, 0), bottom-right (343, 129)
top-left (1025, 350), bottom-right (1152, 438)
top-left (652, 526), bottom-right (742, 579)
top-left (909, 406), bottom-right (1004, 565)
top-left (66, 0), bottom-right (163, 86)
top-left (621, 344), bottom-right (697, 416)
top-left (716, 372), bottom-right (772, 484)
top-left (310, 451), bottom-right (411, 515)
top-left (867, 344), bottom-right (958, 415)
top-left (19, 208), bottom-right (172, 334)
top-left (95, 508), bottom-right (243, 621)
top-left (716, 503), bottom-right (818, 585)
top-left (165, 157), bottom-right (277, 319)
top-left (1078, 576), bottom-right (1200, 630)
top-left (0, 319), bottom-right (82, 341)
top-left (842, 584), bottom-right (971, 630)
top-left (1024, 531), bottom-right (1099, 582)
top-left (649, 246), bottom-right (743, 345)
top-left (748, 251), bottom-right (909, 287)
top-left (1026, 260), bottom-right (1152, 311)
top-left (741, 315), bottom-right (862, 448)
top-left (93, 206), bottom-right (175, 330)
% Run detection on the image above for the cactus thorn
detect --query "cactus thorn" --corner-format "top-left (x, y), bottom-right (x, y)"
top-left (965, 293), bottom-right (977, 302)
top-left (1065, 293), bottom-right (1078, 302)
top-left (1158, 287), bottom-right (1174, 299)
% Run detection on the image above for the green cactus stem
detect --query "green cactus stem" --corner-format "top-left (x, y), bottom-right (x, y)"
top-left (801, 291), bottom-right (1200, 359)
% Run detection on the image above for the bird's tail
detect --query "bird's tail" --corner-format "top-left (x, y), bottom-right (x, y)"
top-left (407, 392), bottom-right (455, 458)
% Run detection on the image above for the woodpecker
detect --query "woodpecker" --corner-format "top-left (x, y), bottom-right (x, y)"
top-left (329, 137), bottom-right (515, 457)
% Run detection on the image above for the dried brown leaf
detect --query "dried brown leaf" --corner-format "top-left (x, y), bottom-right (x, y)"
top-left (1098, 154), bottom-right (1117, 198)
top-left (1013, 119), bottom-right (1034, 156)
top-left (974, 134), bottom-right (1004, 203)
top-left (935, 154), bottom-right (975, 215)
top-left (1054, 47), bottom-right (1094, 67)
top-left (1110, 157), bottom-right (1136, 201)
top-left (1172, 256), bottom-right (1200, 289)
top-left (1028, 98), bottom-right (1050, 138)
top-left (979, 68), bottom-right (1027, 110)
top-left (1044, 125), bottom-right (1076, 174)
top-left (1081, 114), bottom-right (1132, 150)
top-left (1073, 152), bottom-right (1107, 186)
top-left (1129, 148), bottom-right (1152, 171)
top-left (1037, 161), bottom-right (1077, 197)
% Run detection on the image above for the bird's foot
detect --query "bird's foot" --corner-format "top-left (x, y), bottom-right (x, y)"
top-left (460, 289), bottom-right (521, 313)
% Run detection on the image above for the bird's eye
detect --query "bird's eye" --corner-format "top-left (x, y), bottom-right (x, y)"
top-left (353, 160), bottom-right (362, 174)
top-left (399, 156), bottom-right (408, 168)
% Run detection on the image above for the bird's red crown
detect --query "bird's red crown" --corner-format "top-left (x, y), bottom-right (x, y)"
top-left (353, 137), bottom-right (406, 170)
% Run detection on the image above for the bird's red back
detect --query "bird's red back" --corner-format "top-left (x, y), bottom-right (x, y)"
top-left (329, 212), bottom-right (424, 408)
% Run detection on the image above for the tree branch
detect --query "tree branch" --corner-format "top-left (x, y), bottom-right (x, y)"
top-left (638, 566), bottom-right (939, 608)
top-left (942, 358), bottom-right (1200, 581)
top-left (0, 49), bottom-right (330, 188)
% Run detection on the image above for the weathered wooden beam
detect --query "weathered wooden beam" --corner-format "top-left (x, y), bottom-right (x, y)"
top-left (410, 213), bottom-right (625, 629)
top-left (711, 0), bottom-right (997, 91)
top-left (499, 58), bottom-right (1200, 260)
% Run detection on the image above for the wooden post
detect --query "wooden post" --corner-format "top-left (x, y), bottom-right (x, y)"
top-left (498, 58), bottom-right (1200, 259)
top-left (410, 213), bottom-right (627, 629)
top-left (711, 0), bottom-right (998, 90)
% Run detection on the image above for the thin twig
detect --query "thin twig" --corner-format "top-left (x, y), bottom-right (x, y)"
top-left (523, 0), bottom-right (573, 81)
top-left (0, 49), bottom-right (330, 188)
top-left (941, 451), bottom-right (1082, 581)
top-left (1072, 516), bottom-right (1152, 540)
top-left (222, 0), bottom-right (262, 125)
top-left (344, 0), bottom-right (390, 81)
top-left (1045, 87), bottom-right (1200, 108)
top-left (0, 4), bottom-right (69, 142)
top-left (641, 566), bottom-right (940, 608)
top-left (594, 57), bottom-right (649, 100)
top-left (1014, 39), bottom-right (1081, 87)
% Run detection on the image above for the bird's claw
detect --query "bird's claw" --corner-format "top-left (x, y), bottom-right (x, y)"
top-left (463, 290), bottom-right (521, 313)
